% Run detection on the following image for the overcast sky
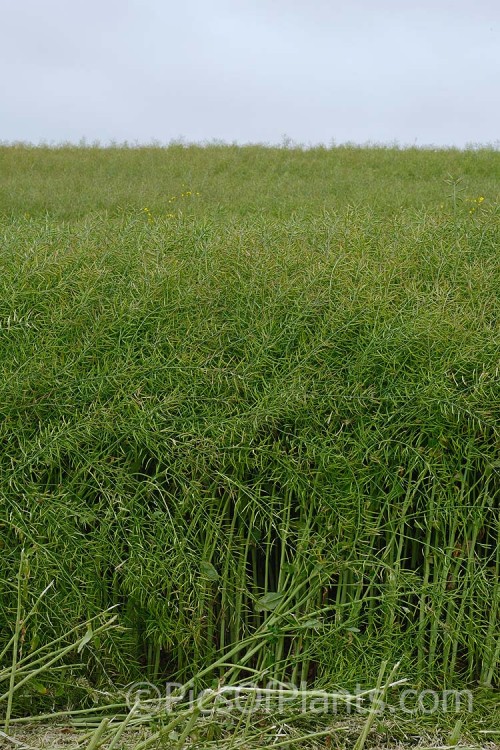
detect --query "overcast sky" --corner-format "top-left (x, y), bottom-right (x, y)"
top-left (1, 0), bottom-right (499, 148)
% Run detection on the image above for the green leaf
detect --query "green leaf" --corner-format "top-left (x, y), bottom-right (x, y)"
top-left (249, 527), bottom-right (262, 543)
top-left (77, 626), bottom-right (93, 653)
top-left (302, 619), bottom-right (323, 629)
top-left (200, 561), bottom-right (219, 581)
top-left (31, 681), bottom-right (48, 695)
top-left (29, 636), bottom-right (41, 652)
top-left (256, 592), bottom-right (284, 612)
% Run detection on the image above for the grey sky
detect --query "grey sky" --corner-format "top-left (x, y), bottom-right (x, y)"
top-left (1, 0), bottom-right (499, 147)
